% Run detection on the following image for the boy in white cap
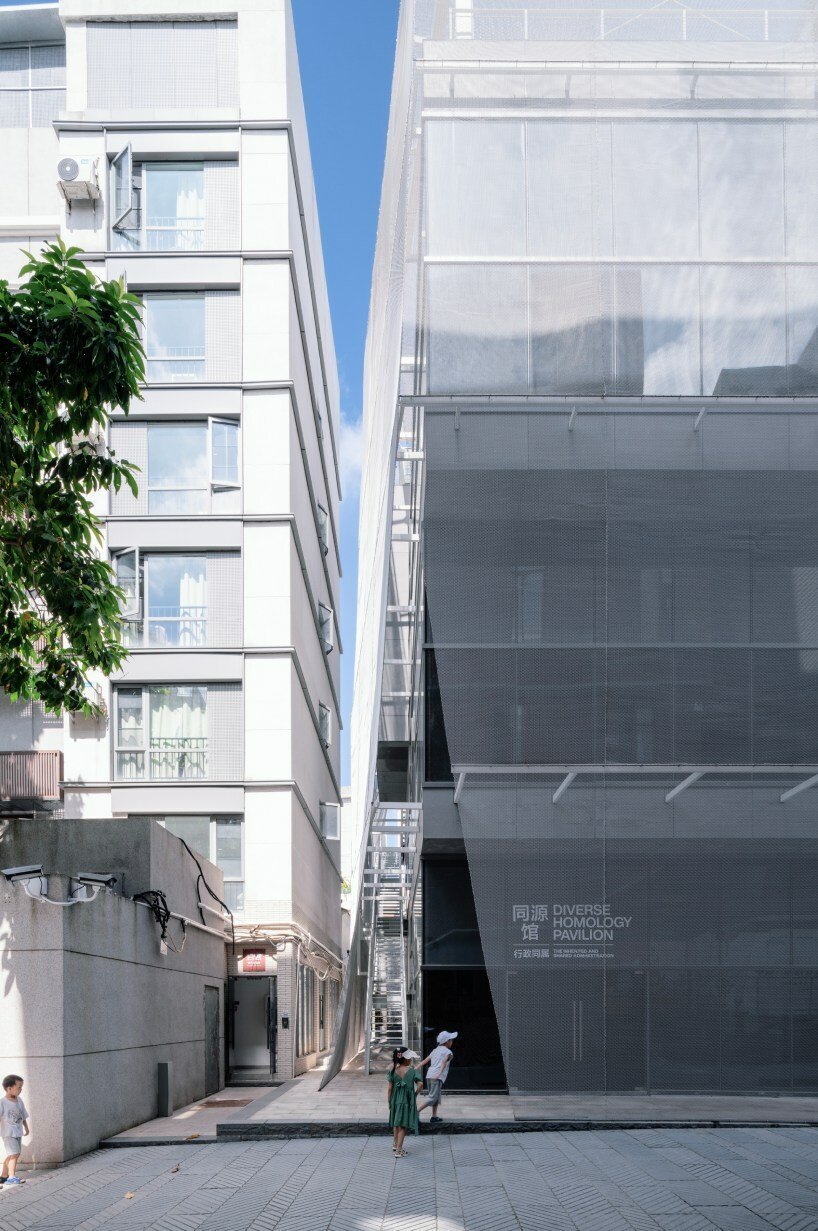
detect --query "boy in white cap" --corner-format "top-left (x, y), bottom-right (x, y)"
top-left (418, 1031), bottom-right (457, 1123)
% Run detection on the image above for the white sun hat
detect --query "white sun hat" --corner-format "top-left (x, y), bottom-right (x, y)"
top-left (436, 1030), bottom-right (458, 1044)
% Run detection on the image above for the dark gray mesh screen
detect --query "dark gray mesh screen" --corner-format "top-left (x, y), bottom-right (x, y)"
top-left (424, 414), bottom-right (818, 1092)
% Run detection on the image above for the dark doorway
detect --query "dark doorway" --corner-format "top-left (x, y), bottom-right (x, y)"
top-left (227, 975), bottom-right (278, 1084)
top-left (423, 968), bottom-right (506, 1089)
top-left (204, 985), bottom-right (220, 1096)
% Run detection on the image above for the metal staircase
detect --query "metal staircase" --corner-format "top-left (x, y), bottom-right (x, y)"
top-left (362, 803), bottom-right (421, 1071)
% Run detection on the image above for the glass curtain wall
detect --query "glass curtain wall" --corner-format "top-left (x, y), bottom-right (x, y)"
top-left (420, 47), bottom-right (818, 1092)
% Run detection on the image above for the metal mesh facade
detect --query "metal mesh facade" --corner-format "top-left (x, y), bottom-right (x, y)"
top-left (417, 9), bottom-right (818, 1093)
top-left (333, 0), bottom-right (818, 1092)
top-left (424, 418), bottom-right (818, 1091)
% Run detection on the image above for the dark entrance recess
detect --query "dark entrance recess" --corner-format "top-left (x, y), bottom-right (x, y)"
top-left (204, 985), bottom-right (220, 1096)
top-left (422, 858), bottom-right (506, 1089)
top-left (423, 969), bottom-right (506, 1090)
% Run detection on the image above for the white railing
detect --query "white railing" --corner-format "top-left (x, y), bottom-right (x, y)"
top-left (115, 738), bottom-right (208, 781)
top-left (145, 217), bottom-right (205, 251)
top-left (145, 349), bottom-right (206, 383)
top-left (123, 607), bottom-right (207, 648)
top-left (449, 6), bottom-right (815, 43)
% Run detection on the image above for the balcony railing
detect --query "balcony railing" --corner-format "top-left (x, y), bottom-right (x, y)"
top-left (448, 6), bottom-right (816, 43)
top-left (145, 217), bottom-right (205, 251)
top-left (145, 348), bottom-right (206, 383)
top-left (0, 751), bottom-right (62, 801)
top-left (115, 738), bottom-right (208, 781)
top-left (123, 607), bottom-right (207, 648)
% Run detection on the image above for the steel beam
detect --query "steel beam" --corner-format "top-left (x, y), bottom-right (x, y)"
top-left (552, 771), bottom-right (577, 804)
top-left (780, 773), bottom-right (818, 803)
top-left (665, 771), bottom-right (704, 804)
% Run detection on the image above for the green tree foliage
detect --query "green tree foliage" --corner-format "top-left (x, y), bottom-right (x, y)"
top-left (0, 241), bottom-right (144, 713)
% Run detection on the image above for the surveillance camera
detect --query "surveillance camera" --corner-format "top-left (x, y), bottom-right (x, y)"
top-left (2, 865), bottom-right (44, 883)
top-left (75, 872), bottom-right (118, 889)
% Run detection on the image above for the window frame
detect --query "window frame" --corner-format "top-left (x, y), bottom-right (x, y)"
top-left (320, 801), bottom-right (340, 841)
top-left (209, 417), bottom-right (241, 491)
top-left (114, 685), bottom-right (145, 780)
top-left (146, 418), bottom-right (241, 513)
top-left (151, 814), bottom-right (245, 909)
top-left (113, 685), bottom-right (208, 781)
top-left (318, 702), bottom-right (331, 749)
top-left (316, 504), bottom-right (329, 557)
top-left (112, 549), bottom-right (208, 647)
top-left (111, 143), bottom-right (136, 232)
top-left (142, 292), bottom-right (206, 383)
top-left (143, 161), bottom-right (205, 251)
top-left (318, 602), bottom-right (334, 654)
top-left (112, 546), bottom-right (141, 619)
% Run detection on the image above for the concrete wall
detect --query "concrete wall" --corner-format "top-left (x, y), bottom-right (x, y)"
top-left (0, 818), bottom-right (226, 1164)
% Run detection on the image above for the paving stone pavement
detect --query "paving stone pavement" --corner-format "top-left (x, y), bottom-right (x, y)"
top-left (5, 1129), bottom-right (818, 1231)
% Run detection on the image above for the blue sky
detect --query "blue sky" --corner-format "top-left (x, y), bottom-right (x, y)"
top-left (2, 0), bottom-right (400, 782)
top-left (293, 0), bottom-right (400, 784)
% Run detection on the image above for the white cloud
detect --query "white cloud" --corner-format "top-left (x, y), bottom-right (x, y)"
top-left (339, 413), bottom-right (364, 499)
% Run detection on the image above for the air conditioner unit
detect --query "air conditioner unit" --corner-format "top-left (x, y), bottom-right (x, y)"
top-left (57, 156), bottom-right (101, 201)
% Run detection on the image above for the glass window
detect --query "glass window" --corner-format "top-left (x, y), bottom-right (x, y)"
top-left (785, 123), bottom-right (818, 260)
top-left (427, 265), bottom-right (528, 395)
top-left (320, 803), bottom-right (340, 840)
top-left (144, 293), bottom-right (205, 382)
top-left (144, 163), bottom-right (204, 251)
top-left (147, 555), bottom-right (206, 647)
top-left (530, 265), bottom-right (613, 394)
top-left (527, 121), bottom-right (613, 259)
top-left (319, 703), bottom-right (331, 747)
top-left (115, 688), bottom-right (144, 779)
top-left (787, 267), bottom-right (818, 395)
top-left (614, 266), bottom-right (701, 396)
top-left (317, 505), bottom-right (329, 556)
top-left (699, 122), bottom-right (785, 260)
top-left (148, 423), bottom-right (209, 514)
top-left (114, 548), bottom-right (140, 616)
top-left (701, 266), bottom-right (787, 396)
top-left (153, 815), bottom-right (244, 908)
top-left (115, 686), bottom-right (207, 780)
top-left (149, 685), bottom-right (207, 780)
top-left (318, 604), bottom-right (333, 653)
top-left (425, 120), bottom-right (526, 257)
top-left (211, 419), bottom-right (239, 486)
top-left (111, 144), bottom-right (133, 228)
top-left (163, 815), bottom-right (210, 859)
top-left (612, 122), bottom-right (698, 259)
top-left (216, 818), bottom-right (243, 878)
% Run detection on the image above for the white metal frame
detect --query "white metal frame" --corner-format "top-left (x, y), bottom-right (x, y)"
top-left (146, 418), bottom-right (240, 512)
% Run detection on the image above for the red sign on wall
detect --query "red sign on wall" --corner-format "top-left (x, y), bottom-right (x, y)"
top-left (242, 948), bottom-right (266, 973)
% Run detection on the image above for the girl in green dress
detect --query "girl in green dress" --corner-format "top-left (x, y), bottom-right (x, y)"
top-left (387, 1047), bottom-right (423, 1156)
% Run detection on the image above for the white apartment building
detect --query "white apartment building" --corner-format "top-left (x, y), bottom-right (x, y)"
top-left (0, 0), bottom-right (343, 1082)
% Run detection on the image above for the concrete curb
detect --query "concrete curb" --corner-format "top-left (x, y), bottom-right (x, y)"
top-left (215, 1117), bottom-right (818, 1140)
top-left (100, 1136), bottom-right (219, 1148)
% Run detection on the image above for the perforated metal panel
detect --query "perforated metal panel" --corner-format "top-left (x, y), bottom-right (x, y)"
top-left (109, 421), bottom-right (147, 515)
top-left (204, 162), bottom-right (240, 249)
top-left (86, 20), bottom-right (237, 110)
top-left (206, 552), bottom-right (242, 647)
top-left (205, 291), bottom-right (241, 381)
top-left (208, 683), bottom-right (243, 780)
top-left (419, 38), bottom-right (818, 1093)
top-left (333, 0), bottom-right (818, 1095)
